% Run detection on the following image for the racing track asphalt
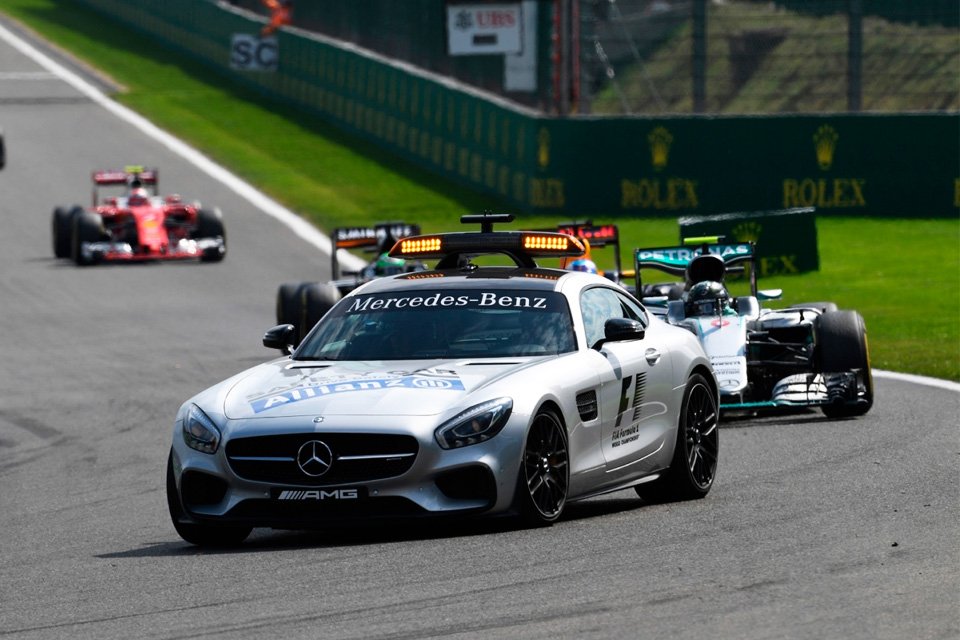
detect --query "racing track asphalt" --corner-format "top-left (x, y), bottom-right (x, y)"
top-left (0, 17), bottom-right (957, 640)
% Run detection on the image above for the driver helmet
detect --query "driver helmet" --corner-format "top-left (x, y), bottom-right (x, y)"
top-left (686, 280), bottom-right (729, 316)
top-left (373, 252), bottom-right (406, 276)
top-left (567, 258), bottom-right (598, 274)
top-left (127, 187), bottom-right (150, 206)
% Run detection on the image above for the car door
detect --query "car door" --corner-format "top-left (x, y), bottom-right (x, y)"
top-left (579, 286), bottom-right (675, 477)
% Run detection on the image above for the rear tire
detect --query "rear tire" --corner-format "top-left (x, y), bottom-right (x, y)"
top-left (277, 282), bottom-right (307, 328)
top-left (166, 451), bottom-right (251, 547)
top-left (71, 210), bottom-right (104, 266)
top-left (195, 207), bottom-right (226, 262)
top-left (636, 373), bottom-right (718, 503)
top-left (817, 310), bottom-right (873, 418)
top-left (515, 407), bottom-right (569, 526)
top-left (52, 206), bottom-right (80, 258)
top-left (300, 282), bottom-right (341, 341)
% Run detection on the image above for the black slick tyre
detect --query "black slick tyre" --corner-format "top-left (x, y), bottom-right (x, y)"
top-left (195, 207), bottom-right (226, 262)
top-left (515, 407), bottom-right (569, 526)
top-left (71, 209), bottom-right (104, 266)
top-left (300, 282), bottom-right (341, 341)
top-left (52, 206), bottom-right (80, 258)
top-left (636, 373), bottom-right (718, 503)
top-left (166, 451), bottom-right (251, 547)
top-left (817, 310), bottom-right (873, 418)
top-left (276, 282), bottom-right (307, 328)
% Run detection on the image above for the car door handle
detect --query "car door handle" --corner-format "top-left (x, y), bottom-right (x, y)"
top-left (645, 348), bottom-right (661, 365)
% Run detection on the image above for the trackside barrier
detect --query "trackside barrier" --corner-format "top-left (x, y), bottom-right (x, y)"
top-left (73, 0), bottom-right (960, 218)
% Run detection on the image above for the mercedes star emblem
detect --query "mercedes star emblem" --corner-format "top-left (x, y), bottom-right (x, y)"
top-left (296, 440), bottom-right (334, 477)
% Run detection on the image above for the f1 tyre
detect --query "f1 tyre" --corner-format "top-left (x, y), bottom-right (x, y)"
top-left (195, 207), bottom-right (226, 262)
top-left (817, 310), bottom-right (873, 418)
top-left (53, 206), bottom-right (81, 258)
top-left (300, 282), bottom-right (341, 341)
top-left (276, 282), bottom-right (307, 329)
top-left (71, 210), bottom-right (105, 266)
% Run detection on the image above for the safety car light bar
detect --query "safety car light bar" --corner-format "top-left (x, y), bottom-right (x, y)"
top-left (388, 231), bottom-right (585, 268)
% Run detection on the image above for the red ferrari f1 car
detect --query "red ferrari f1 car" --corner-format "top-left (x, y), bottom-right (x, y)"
top-left (52, 166), bottom-right (226, 265)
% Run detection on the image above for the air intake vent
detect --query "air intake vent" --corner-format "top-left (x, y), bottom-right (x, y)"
top-left (576, 390), bottom-right (598, 421)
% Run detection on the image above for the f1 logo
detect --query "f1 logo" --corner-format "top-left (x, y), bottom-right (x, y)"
top-left (230, 34), bottom-right (278, 71)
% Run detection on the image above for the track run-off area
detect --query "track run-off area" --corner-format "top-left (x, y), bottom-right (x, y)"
top-left (0, 19), bottom-right (957, 640)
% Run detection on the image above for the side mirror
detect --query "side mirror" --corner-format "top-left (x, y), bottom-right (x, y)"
top-left (595, 317), bottom-right (645, 350)
top-left (263, 324), bottom-right (297, 354)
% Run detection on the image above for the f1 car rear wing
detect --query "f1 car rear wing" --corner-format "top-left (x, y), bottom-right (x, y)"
top-left (331, 222), bottom-right (420, 278)
top-left (92, 166), bottom-right (158, 205)
top-left (635, 238), bottom-right (758, 296)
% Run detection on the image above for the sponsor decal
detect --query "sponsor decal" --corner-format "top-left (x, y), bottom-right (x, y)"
top-left (344, 291), bottom-right (554, 314)
top-left (636, 243), bottom-right (752, 267)
top-left (276, 489), bottom-right (359, 501)
top-left (249, 372), bottom-right (465, 413)
top-left (711, 356), bottom-right (746, 387)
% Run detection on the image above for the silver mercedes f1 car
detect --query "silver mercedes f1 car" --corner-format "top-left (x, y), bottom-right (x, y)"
top-left (167, 215), bottom-right (719, 545)
top-left (635, 238), bottom-right (873, 418)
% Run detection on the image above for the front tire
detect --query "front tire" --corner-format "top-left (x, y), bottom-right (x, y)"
top-left (195, 207), bottom-right (226, 262)
top-left (166, 451), bottom-right (251, 547)
top-left (515, 407), bottom-right (569, 526)
top-left (52, 206), bottom-right (80, 258)
top-left (817, 310), bottom-right (873, 418)
top-left (71, 210), bottom-right (104, 266)
top-left (636, 373), bottom-right (718, 503)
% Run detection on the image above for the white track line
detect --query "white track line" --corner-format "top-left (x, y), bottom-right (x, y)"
top-left (873, 369), bottom-right (960, 393)
top-left (0, 19), bottom-right (365, 270)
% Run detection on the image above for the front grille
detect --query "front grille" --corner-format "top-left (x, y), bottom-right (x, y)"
top-left (225, 433), bottom-right (419, 486)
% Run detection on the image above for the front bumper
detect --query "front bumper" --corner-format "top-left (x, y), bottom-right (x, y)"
top-left (169, 414), bottom-right (526, 528)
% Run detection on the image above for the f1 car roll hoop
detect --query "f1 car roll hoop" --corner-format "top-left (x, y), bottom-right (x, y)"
top-left (388, 213), bottom-right (586, 269)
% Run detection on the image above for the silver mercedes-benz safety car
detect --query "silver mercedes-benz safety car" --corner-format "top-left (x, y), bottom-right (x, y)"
top-left (167, 215), bottom-right (719, 546)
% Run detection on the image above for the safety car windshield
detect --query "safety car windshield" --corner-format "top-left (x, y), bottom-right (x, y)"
top-left (295, 289), bottom-right (576, 360)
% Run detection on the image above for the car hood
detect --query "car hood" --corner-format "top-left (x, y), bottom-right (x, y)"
top-left (222, 358), bottom-right (540, 420)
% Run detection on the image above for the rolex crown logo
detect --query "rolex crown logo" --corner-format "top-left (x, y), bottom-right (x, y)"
top-left (813, 125), bottom-right (839, 171)
top-left (732, 221), bottom-right (762, 244)
top-left (538, 128), bottom-right (551, 169)
top-left (648, 127), bottom-right (673, 171)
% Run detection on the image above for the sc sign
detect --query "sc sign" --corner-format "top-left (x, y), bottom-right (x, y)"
top-left (230, 34), bottom-right (278, 71)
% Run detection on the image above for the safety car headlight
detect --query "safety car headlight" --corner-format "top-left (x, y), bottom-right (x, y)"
top-left (435, 398), bottom-right (513, 449)
top-left (182, 404), bottom-right (221, 454)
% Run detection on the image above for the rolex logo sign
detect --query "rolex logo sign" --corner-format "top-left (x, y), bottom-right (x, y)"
top-left (813, 125), bottom-right (838, 171)
top-left (538, 127), bottom-right (550, 169)
top-left (732, 221), bottom-right (762, 244)
top-left (648, 126), bottom-right (673, 171)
